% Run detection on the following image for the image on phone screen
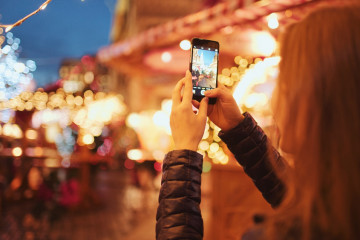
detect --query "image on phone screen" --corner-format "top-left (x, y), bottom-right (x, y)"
top-left (191, 46), bottom-right (218, 96)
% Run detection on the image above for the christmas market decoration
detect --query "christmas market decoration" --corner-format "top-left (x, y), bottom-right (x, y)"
top-left (0, 32), bottom-right (36, 122)
top-left (0, 0), bottom-right (53, 32)
top-left (0, 33), bottom-right (127, 168)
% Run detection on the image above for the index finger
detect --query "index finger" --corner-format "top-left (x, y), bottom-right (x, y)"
top-left (182, 70), bottom-right (194, 104)
top-left (172, 78), bottom-right (185, 107)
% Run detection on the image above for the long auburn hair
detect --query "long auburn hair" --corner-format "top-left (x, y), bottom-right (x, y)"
top-left (269, 5), bottom-right (360, 240)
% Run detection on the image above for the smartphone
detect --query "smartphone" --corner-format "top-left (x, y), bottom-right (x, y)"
top-left (190, 38), bottom-right (219, 104)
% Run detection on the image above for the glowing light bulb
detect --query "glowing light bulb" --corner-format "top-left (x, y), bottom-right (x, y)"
top-left (82, 134), bottom-right (94, 145)
top-left (25, 129), bottom-right (38, 140)
top-left (209, 143), bottom-right (219, 153)
top-left (12, 147), bottom-right (23, 157)
top-left (5, 26), bottom-right (13, 32)
top-left (40, 4), bottom-right (48, 10)
top-left (161, 52), bottom-right (172, 63)
top-left (127, 149), bottom-right (143, 161)
top-left (267, 13), bottom-right (279, 29)
top-left (179, 40), bottom-right (191, 50)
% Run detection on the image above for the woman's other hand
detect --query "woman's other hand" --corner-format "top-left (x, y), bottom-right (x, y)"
top-left (170, 71), bottom-right (209, 151)
top-left (193, 83), bottom-right (244, 132)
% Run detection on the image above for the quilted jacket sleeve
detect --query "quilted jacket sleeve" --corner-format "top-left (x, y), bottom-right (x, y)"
top-left (219, 112), bottom-right (287, 208)
top-left (156, 150), bottom-right (204, 240)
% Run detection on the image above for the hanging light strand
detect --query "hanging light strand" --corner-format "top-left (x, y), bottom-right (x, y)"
top-left (0, 0), bottom-right (53, 32)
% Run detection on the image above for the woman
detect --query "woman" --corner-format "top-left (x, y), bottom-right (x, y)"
top-left (156, 5), bottom-right (360, 240)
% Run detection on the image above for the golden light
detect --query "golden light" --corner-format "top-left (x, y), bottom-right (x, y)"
top-left (90, 126), bottom-right (103, 137)
top-left (12, 147), bottom-right (23, 157)
top-left (209, 142), bottom-right (219, 153)
top-left (233, 57), bottom-right (280, 106)
top-left (219, 155), bottom-right (229, 165)
top-left (202, 130), bottom-right (209, 140)
top-left (245, 93), bottom-right (268, 109)
top-left (161, 52), bottom-right (172, 63)
top-left (82, 134), bottom-right (94, 145)
top-left (208, 151), bottom-right (216, 160)
top-left (234, 56), bottom-right (241, 65)
top-left (0, 125), bottom-right (2, 135)
top-left (84, 72), bottom-right (94, 84)
top-left (40, 92), bottom-right (48, 102)
top-left (153, 111), bottom-right (169, 128)
top-left (10, 124), bottom-right (23, 139)
top-left (5, 26), bottom-right (13, 32)
top-left (84, 90), bottom-right (94, 98)
top-left (179, 40), bottom-right (191, 51)
top-left (44, 158), bottom-right (59, 168)
top-left (199, 141), bottom-right (210, 151)
top-left (126, 113), bottom-right (141, 129)
top-left (25, 102), bottom-right (34, 111)
top-left (17, 103), bottom-right (25, 111)
top-left (45, 125), bottom-right (60, 143)
top-left (251, 32), bottom-right (277, 56)
top-left (267, 13), bottom-right (279, 29)
top-left (95, 92), bottom-right (106, 100)
top-left (34, 147), bottom-right (44, 157)
top-left (40, 4), bottom-right (47, 10)
top-left (73, 109), bottom-right (87, 125)
top-left (239, 59), bottom-right (248, 68)
top-left (222, 68), bottom-right (231, 77)
top-left (161, 99), bottom-right (172, 115)
top-left (74, 96), bottom-right (83, 106)
top-left (25, 129), bottom-right (38, 140)
top-left (66, 95), bottom-right (75, 105)
top-left (213, 134), bottom-right (221, 143)
top-left (215, 149), bottom-right (225, 158)
top-left (127, 149), bottom-right (143, 161)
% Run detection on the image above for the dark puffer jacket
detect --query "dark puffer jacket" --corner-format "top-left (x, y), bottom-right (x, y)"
top-left (156, 112), bottom-right (287, 240)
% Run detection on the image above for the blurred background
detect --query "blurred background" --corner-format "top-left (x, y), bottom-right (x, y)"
top-left (0, 0), bottom-right (340, 239)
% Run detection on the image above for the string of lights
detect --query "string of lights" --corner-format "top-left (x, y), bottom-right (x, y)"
top-left (0, 0), bottom-right (53, 32)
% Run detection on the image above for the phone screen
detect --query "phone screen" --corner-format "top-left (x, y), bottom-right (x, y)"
top-left (190, 39), bottom-right (219, 104)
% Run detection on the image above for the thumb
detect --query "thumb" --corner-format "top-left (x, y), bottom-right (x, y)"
top-left (204, 88), bottom-right (223, 98)
top-left (198, 97), bottom-right (209, 119)
top-left (205, 84), bottom-right (230, 99)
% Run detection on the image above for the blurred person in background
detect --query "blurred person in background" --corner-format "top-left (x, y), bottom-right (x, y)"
top-left (156, 5), bottom-right (360, 240)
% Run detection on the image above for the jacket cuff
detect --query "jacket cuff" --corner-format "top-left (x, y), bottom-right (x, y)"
top-left (219, 112), bottom-right (257, 143)
top-left (163, 149), bottom-right (203, 173)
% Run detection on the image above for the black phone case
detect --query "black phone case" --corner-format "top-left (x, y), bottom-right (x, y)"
top-left (190, 38), bottom-right (219, 105)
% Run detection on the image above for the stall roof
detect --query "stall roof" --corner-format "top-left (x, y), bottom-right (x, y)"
top-left (97, 0), bottom-right (343, 75)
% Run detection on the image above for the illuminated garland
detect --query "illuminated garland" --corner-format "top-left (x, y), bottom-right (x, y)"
top-left (200, 56), bottom-right (278, 166)
top-left (0, 88), bottom-right (114, 111)
top-left (197, 56), bottom-right (253, 165)
top-left (0, 32), bottom-right (36, 122)
top-left (0, 0), bottom-right (53, 32)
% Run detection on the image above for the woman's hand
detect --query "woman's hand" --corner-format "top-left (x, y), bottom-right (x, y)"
top-left (193, 83), bottom-right (244, 132)
top-left (170, 71), bottom-right (209, 151)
